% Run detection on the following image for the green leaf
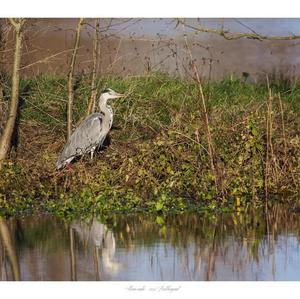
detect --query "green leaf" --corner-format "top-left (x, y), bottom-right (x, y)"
top-left (155, 202), bottom-right (164, 211)
top-left (255, 143), bottom-right (263, 151)
top-left (251, 127), bottom-right (258, 136)
top-left (156, 216), bottom-right (165, 226)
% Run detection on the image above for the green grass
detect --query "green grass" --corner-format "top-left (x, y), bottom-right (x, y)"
top-left (14, 74), bottom-right (300, 132)
top-left (1, 72), bottom-right (300, 217)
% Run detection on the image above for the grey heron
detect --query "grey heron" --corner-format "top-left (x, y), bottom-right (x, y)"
top-left (56, 88), bottom-right (124, 170)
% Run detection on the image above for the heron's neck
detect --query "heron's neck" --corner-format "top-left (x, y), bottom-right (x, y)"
top-left (99, 98), bottom-right (110, 115)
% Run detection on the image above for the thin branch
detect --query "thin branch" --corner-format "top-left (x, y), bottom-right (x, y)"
top-left (178, 18), bottom-right (300, 41)
top-left (182, 24), bottom-right (220, 194)
top-left (67, 18), bottom-right (84, 140)
top-left (234, 19), bottom-right (263, 39)
top-left (8, 18), bottom-right (18, 29)
top-left (87, 18), bottom-right (100, 116)
top-left (20, 48), bottom-right (79, 70)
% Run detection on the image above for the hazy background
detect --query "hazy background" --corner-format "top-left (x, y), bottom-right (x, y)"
top-left (1, 18), bottom-right (300, 81)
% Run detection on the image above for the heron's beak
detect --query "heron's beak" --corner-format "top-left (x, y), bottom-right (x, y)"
top-left (114, 93), bottom-right (125, 99)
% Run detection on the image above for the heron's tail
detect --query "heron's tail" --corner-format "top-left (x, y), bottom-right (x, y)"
top-left (56, 154), bottom-right (75, 170)
top-left (56, 160), bottom-right (63, 170)
top-left (56, 154), bottom-right (65, 170)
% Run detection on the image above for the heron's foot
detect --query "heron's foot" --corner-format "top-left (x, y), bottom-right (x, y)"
top-left (65, 163), bottom-right (75, 173)
top-left (54, 163), bottom-right (74, 177)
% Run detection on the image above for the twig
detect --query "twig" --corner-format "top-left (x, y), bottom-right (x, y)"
top-left (67, 18), bottom-right (84, 141)
top-left (278, 93), bottom-right (287, 162)
top-left (182, 24), bottom-right (220, 194)
top-left (265, 76), bottom-right (272, 207)
top-left (177, 18), bottom-right (300, 41)
top-left (106, 37), bottom-right (123, 72)
top-left (169, 129), bottom-right (209, 155)
top-left (87, 18), bottom-right (100, 116)
top-left (20, 48), bottom-right (79, 70)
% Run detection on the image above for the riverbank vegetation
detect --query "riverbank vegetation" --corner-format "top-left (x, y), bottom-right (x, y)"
top-left (1, 73), bottom-right (300, 217)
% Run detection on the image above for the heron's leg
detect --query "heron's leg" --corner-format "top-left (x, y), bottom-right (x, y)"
top-left (65, 162), bottom-right (74, 173)
top-left (90, 147), bottom-right (95, 160)
top-left (55, 162), bottom-right (74, 177)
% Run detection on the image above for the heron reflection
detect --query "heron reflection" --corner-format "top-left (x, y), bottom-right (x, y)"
top-left (70, 218), bottom-right (121, 280)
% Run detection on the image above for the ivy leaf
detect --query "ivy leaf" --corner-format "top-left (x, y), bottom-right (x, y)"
top-left (255, 143), bottom-right (263, 151)
top-left (155, 202), bottom-right (164, 211)
top-left (251, 127), bottom-right (258, 136)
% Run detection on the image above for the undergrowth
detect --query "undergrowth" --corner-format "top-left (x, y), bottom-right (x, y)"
top-left (1, 73), bottom-right (300, 218)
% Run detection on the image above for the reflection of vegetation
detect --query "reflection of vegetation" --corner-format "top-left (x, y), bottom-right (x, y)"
top-left (107, 205), bottom-right (300, 279)
top-left (16, 215), bottom-right (69, 253)
top-left (109, 205), bottom-right (299, 247)
top-left (0, 205), bottom-right (300, 280)
top-left (0, 217), bottom-right (20, 280)
top-left (69, 227), bottom-right (77, 281)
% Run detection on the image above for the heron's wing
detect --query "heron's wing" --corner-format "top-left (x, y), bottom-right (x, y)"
top-left (58, 113), bottom-right (105, 163)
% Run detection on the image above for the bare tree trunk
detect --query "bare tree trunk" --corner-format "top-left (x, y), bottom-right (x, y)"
top-left (87, 18), bottom-right (100, 116)
top-left (0, 86), bottom-right (5, 130)
top-left (0, 18), bottom-right (25, 171)
top-left (67, 18), bottom-right (84, 140)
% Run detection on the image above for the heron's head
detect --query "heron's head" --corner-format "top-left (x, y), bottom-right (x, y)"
top-left (100, 88), bottom-right (124, 101)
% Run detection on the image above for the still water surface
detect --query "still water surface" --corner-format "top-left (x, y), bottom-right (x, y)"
top-left (0, 207), bottom-right (300, 281)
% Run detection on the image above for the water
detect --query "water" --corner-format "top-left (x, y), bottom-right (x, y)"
top-left (0, 207), bottom-right (300, 281)
top-left (3, 19), bottom-right (300, 80)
